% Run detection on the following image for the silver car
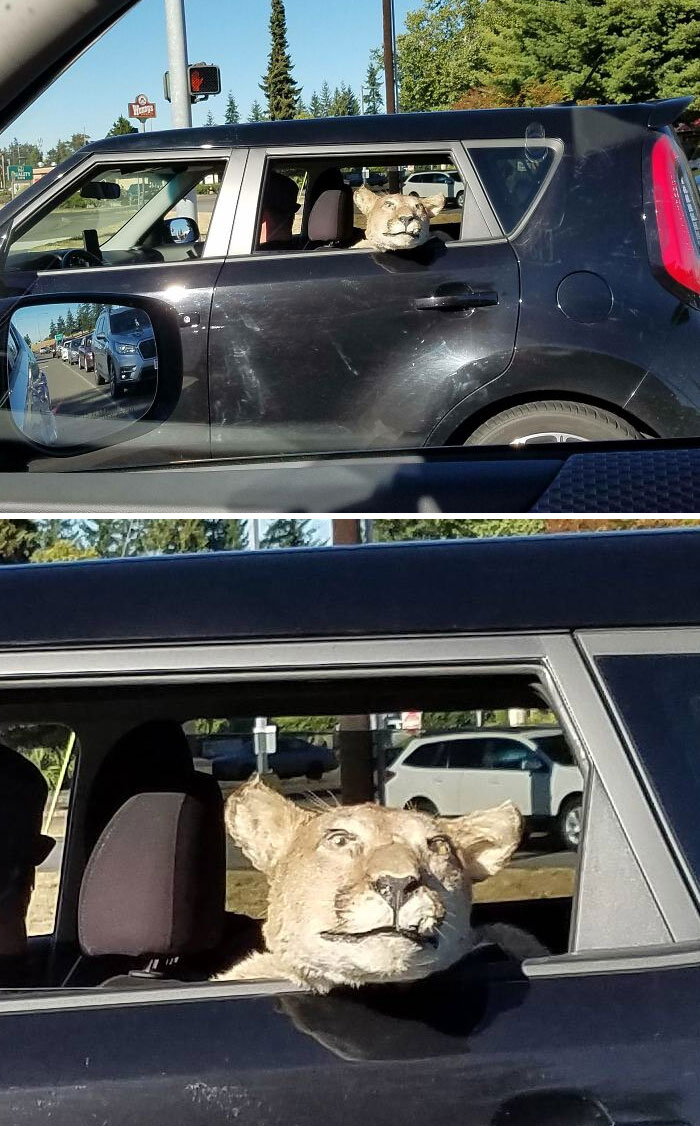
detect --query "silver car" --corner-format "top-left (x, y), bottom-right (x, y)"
top-left (5, 323), bottom-right (57, 445)
top-left (92, 306), bottom-right (157, 399)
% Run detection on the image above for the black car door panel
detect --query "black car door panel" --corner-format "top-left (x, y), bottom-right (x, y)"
top-left (209, 239), bottom-right (519, 457)
top-left (3, 960), bottom-right (700, 1125)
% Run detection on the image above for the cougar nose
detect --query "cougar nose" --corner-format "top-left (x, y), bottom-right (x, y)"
top-left (374, 873), bottom-right (421, 910)
top-left (400, 215), bottom-right (412, 228)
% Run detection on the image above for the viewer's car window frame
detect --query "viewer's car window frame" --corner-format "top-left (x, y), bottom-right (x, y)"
top-left (1, 147), bottom-right (245, 274)
top-left (229, 140), bottom-right (501, 257)
top-left (0, 628), bottom-right (695, 1016)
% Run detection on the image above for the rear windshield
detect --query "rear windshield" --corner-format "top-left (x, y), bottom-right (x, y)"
top-left (469, 145), bottom-right (555, 233)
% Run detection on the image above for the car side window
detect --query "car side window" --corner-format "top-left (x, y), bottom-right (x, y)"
top-left (6, 159), bottom-right (228, 270)
top-left (404, 742), bottom-right (446, 768)
top-left (468, 145), bottom-right (555, 233)
top-left (254, 152), bottom-right (471, 254)
top-left (446, 739), bottom-right (488, 768)
top-left (482, 739), bottom-right (533, 769)
top-left (595, 652), bottom-right (700, 884)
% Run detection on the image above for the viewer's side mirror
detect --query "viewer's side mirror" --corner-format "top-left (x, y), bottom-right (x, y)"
top-left (163, 216), bottom-right (199, 245)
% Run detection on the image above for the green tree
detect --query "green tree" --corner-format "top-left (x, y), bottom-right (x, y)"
top-left (106, 115), bottom-right (137, 137)
top-left (47, 133), bottom-right (89, 165)
top-left (65, 309), bottom-right (76, 334)
top-left (32, 540), bottom-right (99, 563)
top-left (205, 110), bottom-right (215, 126)
top-left (55, 316), bottom-right (66, 336)
top-left (373, 519), bottom-right (546, 542)
top-left (0, 521), bottom-right (39, 563)
top-left (48, 320), bottom-right (57, 337)
top-left (331, 83), bottom-right (360, 116)
top-left (309, 91), bottom-right (323, 117)
top-left (363, 61), bottom-right (384, 113)
top-left (318, 80), bottom-right (333, 115)
top-left (249, 99), bottom-right (266, 122)
top-left (224, 92), bottom-right (240, 124)
top-left (396, 0), bottom-right (484, 111)
top-left (3, 138), bottom-right (43, 167)
top-left (260, 519), bottom-right (321, 548)
top-left (23, 333), bottom-right (32, 348)
top-left (260, 0), bottom-right (301, 120)
top-left (203, 521), bottom-right (249, 551)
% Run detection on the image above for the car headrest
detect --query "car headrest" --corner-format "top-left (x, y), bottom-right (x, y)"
top-left (306, 167), bottom-right (345, 212)
top-left (79, 782), bottom-right (225, 958)
top-left (84, 719), bottom-right (196, 853)
top-left (307, 188), bottom-right (354, 244)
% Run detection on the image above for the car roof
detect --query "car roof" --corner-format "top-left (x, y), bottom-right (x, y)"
top-left (1, 528), bottom-right (700, 650)
top-left (79, 99), bottom-right (689, 157)
top-left (406, 728), bottom-right (563, 745)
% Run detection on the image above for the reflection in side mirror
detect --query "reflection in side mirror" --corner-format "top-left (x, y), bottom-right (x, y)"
top-left (164, 216), bottom-right (199, 245)
top-left (6, 301), bottom-right (158, 448)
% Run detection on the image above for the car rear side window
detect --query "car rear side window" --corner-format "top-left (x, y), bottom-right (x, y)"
top-left (596, 653), bottom-right (700, 883)
top-left (404, 742), bottom-right (447, 768)
top-left (468, 145), bottom-right (555, 233)
top-left (446, 739), bottom-right (487, 768)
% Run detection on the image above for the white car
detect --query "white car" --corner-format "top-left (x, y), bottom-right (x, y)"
top-left (403, 170), bottom-right (465, 209)
top-left (384, 728), bottom-right (584, 850)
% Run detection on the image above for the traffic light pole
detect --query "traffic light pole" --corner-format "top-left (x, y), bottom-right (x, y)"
top-left (163, 0), bottom-right (195, 218)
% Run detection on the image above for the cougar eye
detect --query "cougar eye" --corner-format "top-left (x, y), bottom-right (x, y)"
top-left (324, 829), bottom-right (357, 849)
top-left (384, 199), bottom-right (395, 209)
top-left (427, 835), bottom-right (453, 858)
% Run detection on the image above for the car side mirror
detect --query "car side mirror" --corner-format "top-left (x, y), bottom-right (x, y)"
top-left (163, 216), bottom-right (199, 245)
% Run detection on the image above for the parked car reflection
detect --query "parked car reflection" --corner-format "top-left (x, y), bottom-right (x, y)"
top-left (5, 324), bottom-right (57, 445)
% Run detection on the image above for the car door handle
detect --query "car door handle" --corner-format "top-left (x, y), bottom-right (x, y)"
top-left (415, 289), bottom-right (498, 311)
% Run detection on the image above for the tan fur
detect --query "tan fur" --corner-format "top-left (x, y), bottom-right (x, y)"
top-left (353, 185), bottom-right (446, 251)
top-left (216, 778), bottom-right (522, 993)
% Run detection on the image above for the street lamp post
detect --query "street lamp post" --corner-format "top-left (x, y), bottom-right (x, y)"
top-left (382, 0), bottom-right (398, 115)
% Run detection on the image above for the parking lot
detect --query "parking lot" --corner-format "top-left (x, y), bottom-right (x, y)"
top-left (39, 355), bottom-right (153, 444)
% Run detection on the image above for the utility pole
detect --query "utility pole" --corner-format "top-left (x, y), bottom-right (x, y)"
top-left (382, 0), bottom-right (397, 115)
top-left (163, 0), bottom-right (195, 218)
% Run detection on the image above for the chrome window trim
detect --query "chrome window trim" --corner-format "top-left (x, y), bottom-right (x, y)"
top-left (6, 147), bottom-right (239, 268)
top-left (543, 634), bottom-right (700, 943)
top-left (228, 140), bottom-right (501, 257)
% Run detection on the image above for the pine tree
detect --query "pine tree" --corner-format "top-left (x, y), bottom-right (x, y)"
top-left (309, 91), bottom-right (323, 117)
top-left (49, 320), bottom-right (57, 337)
top-left (65, 309), bottom-right (76, 333)
top-left (106, 115), bottom-right (138, 137)
top-left (364, 62), bottom-right (383, 114)
top-left (205, 110), bottom-right (215, 126)
top-left (260, 0), bottom-right (301, 120)
top-left (0, 521), bottom-right (39, 564)
top-left (224, 92), bottom-right (240, 125)
top-left (318, 80), bottom-right (333, 115)
top-left (260, 519), bottom-right (320, 549)
top-left (249, 100), bottom-right (266, 122)
top-left (331, 84), bottom-right (360, 116)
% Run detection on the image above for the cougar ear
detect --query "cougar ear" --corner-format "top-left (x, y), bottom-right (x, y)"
top-left (441, 802), bottom-right (523, 882)
top-left (354, 185), bottom-right (378, 215)
top-left (224, 777), bottom-right (312, 875)
top-left (420, 192), bottom-right (446, 217)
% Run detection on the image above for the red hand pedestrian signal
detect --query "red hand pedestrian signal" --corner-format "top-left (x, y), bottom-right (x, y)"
top-left (187, 65), bottom-right (221, 98)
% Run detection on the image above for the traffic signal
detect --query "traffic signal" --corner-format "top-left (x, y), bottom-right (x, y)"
top-left (187, 65), bottom-right (221, 98)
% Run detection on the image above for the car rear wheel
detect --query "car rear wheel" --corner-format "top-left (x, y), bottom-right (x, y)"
top-left (409, 191), bottom-right (419, 197)
top-left (557, 796), bottom-right (582, 851)
top-left (306, 765), bottom-right (323, 781)
top-left (456, 190), bottom-right (465, 208)
top-left (405, 797), bottom-right (438, 815)
top-left (109, 362), bottom-right (123, 399)
top-left (466, 400), bottom-right (642, 445)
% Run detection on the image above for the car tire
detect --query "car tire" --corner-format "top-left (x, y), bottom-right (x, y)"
top-left (306, 765), bottom-right (324, 781)
top-left (109, 362), bottom-right (122, 399)
top-left (404, 797), bottom-right (438, 815)
top-left (409, 191), bottom-right (419, 197)
top-left (557, 796), bottom-right (582, 851)
top-left (466, 400), bottom-right (642, 446)
top-left (456, 190), bottom-right (465, 208)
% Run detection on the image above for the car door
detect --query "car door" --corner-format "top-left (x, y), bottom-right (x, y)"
top-left (208, 142), bottom-right (519, 458)
top-left (0, 148), bottom-right (244, 468)
top-left (479, 736), bottom-right (539, 815)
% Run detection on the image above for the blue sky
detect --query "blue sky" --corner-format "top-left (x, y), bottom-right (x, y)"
top-left (1, 0), bottom-right (415, 154)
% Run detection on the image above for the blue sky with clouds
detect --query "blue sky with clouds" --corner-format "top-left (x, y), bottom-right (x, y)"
top-left (1, 0), bottom-right (415, 154)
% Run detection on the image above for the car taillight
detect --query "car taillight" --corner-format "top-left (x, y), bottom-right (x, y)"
top-left (384, 769), bottom-right (396, 782)
top-left (649, 133), bottom-right (700, 300)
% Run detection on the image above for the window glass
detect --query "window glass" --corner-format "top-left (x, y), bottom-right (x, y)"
top-left (531, 733), bottom-right (574, 765)
top-left (596, 653), bottom-right (700, 882)
top-left (482, 739), bottom-right (531, 769)
top-left (446, 739), bottom-right (487, 768)
top-left (468, 145), bottom-right (554, 233)
top-left (404, 741), bottom-right (445, 768)
top-left (6, 160), bottom-right (227, 268)
top-left (0, 723), bottom-right (77, 937)
top-left (254, 153), bottom-right (470, 253)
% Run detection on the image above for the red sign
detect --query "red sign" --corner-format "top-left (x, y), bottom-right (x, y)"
top-left (401, 711), bottom-right (423, 733)
top-left (129, 93), bottom-right (156, 119)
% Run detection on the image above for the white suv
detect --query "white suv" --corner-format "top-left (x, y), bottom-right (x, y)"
top-left (384, 728), bottom-right (584, 850)
top-left (403, 170), bottom-right (465, 209)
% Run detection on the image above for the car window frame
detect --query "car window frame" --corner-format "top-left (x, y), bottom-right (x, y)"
top-left (0, 627), bottom-right (695, 997)
top-left (229, 140), bottom-right (502, 258)
top-left (2, 147), bottom-right (247, 275)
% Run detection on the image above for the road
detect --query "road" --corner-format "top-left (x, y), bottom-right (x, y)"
top-left (40, 355), bottom-right (153, 445)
